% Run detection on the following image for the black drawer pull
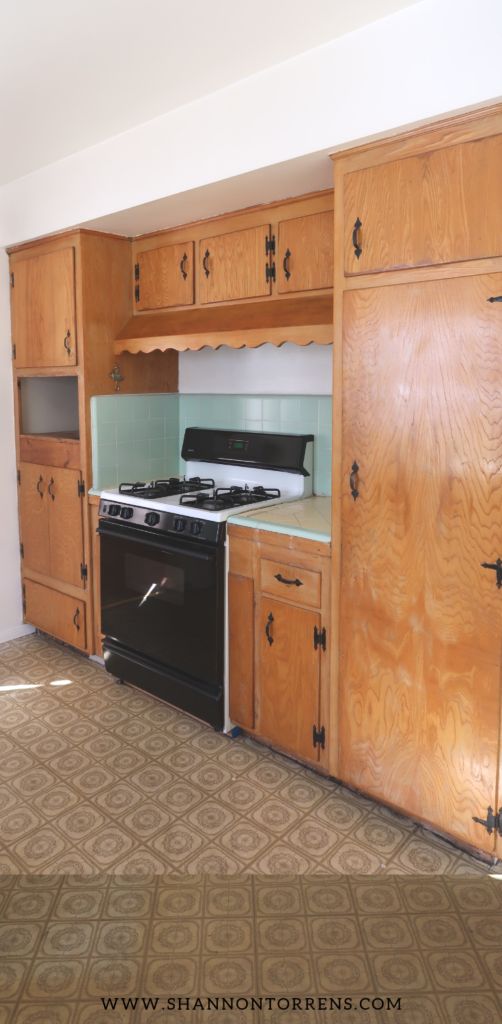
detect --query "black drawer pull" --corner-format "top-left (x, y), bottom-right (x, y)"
top-left (48, 477), bottom-right (55, 501)
top-left (352, 218), bottom-right (362, 259)
top-left (73, 608), bottom-right (80, 630)
top-left (180, 253), bottom-right (188, 280)
top-left (349, 461), bottom-right (359, 501)
top-left (274, 572), bottom-right (303, 587)
top-left (63, 329), bottom-right (72, 356)
top-left (265, 611), bottom-right (274, 646)
top-left (283, 249), bottom-right (291, 280)
top-left (202, 249), bottom-right (210, 278)
top-left (36, 475), bottom-right (44, 499)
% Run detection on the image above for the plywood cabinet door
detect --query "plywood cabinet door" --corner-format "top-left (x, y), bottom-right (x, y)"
top-left (135, 242), bottom-right (195, 310)
top-left (47, 467), bottom-right (85, 588)
top-left (340, 274), bottom-right (502, 854)
top-left (19, 463), bottom-right (51, 577)
top-left (344, 134), bottom-right (502, 275)
top-left (199, 225), bottom-right (272, 303)
top-left (258, 597), bottom-right (321, 762)
top-left (277, 211), bottom-right (333, 293)
top-left (228, 574), bottom-right (255, 729)
top-left (11, 248), bottom-right (77, 367)
top-left (24, 579), bottom-right (86, 650)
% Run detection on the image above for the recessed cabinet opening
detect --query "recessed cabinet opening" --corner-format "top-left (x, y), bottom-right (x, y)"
top-left (19, 376), bottom-right (79, 439)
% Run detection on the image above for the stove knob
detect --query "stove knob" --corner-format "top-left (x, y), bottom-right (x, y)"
top-left (144, 511), bottom-right (160, 526)
top-left (121, 507), bottom-right (134, 520)
top-left (174, 517), bottom-right (186, 532)
top-left (191, 520), bottom-right (202, 536)
top-left (108, 504), bottom-right (121, 517)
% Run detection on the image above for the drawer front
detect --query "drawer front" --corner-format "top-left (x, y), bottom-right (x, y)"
top-left (24, 579), bottom-right (87, 651)
top-left (260, 558), bottom-right (321, 608)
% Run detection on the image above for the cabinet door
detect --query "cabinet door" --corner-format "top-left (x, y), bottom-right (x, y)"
top-left (340, 274), bottom-right (502, 854)
top-left (277, 211), bottom-right (333, 293)
top-left (228, 574), bottom-right (255, 729)
top-left (135, 242), bottom-right (194, 310)
top-left (344, 134), bottom-right (502, 275)
top-left (199, 225), bottom-right (272, 303)
top-left (19, 463), bottom-right (50, 576)
top-left (12, 248), bottom-right (77, 367)
top-left (258, 597), bottom-right (321, 762)
top-left (47, 467), bottom-right (85, 588)
top-left (24, 579), bottom-right (86, 650)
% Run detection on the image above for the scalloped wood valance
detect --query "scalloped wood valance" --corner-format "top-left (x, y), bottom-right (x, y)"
top-left (115, 295), bottom-right (333, 354)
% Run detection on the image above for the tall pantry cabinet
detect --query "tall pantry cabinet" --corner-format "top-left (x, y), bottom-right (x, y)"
top-left (331, 104), bottom-right (502, 857)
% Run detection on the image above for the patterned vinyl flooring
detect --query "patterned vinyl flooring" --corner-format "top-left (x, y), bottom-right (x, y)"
top-left (0, 633), bottom-right (497, 877)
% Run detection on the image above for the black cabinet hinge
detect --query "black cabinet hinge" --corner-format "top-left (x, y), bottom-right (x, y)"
top-left (265, 234), bottom-right (275, 256)
top-left (10, 271), bottom-right (14, 288)
top-left (80, 563), bottom-right (88, 583)
top-left (472, 806), bottom-right (502, 837)
top-left (20, 542), bottom-right (24, 559)
top-left (313, 625), bottom-right (326, 651)
top-left (266, 263), bottom-right (276, 284)
top-left (77, 479), bottom-right (85, 497)
top-left (135, 284), bottom-right (140, 303)
top-left (134, 263), bottom-right (140, 303)
top-left (12, 344), bottom-right (16, 359)
top-left (312, 725), bottom-right (326, 750)
top-left (17, 469), bottom-right (21, 485)
top-left (22, 584), bottom-right (26, 615)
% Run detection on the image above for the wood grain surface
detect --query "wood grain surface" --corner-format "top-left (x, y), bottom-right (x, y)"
top-left (12, 248), bottom-right (77, 368)
top-left (278, 211), bottom-right (334, 294)
top-left (344, 134), bottom-right (502, 276)
top-left (23, 579), bottom-right (86, 651)
top-left (48, 467), bottom-right (85, 589)
top-left (136, 241), bottom-right (194, 310)
top-left (228, 574), bottom-right (255, 729)
top-left (340, 273), bottom-right (502, 852)
top-left (198, 225), bottom-right (271, 304)
top-left (18, 463), bottom-right (51, 577)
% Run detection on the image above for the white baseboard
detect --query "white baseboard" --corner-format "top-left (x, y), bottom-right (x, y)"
top-left (0, 623), bottom-right (36, 645)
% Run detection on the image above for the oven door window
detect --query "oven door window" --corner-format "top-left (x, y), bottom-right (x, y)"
top-left (100, 527), bottom-right (223, 688)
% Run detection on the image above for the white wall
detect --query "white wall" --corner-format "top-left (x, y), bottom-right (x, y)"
top-left (0, 249), bottom-right (34, 643)
top-left (179, 344), bottom-right (333, 394)
top-left (1, 0), bottom-right (501, 246)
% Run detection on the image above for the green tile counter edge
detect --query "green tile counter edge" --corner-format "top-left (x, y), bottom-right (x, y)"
top-left (228, 496), bottom-right (331, 543)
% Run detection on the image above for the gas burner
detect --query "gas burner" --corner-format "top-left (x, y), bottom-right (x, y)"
top-left (179, 485), bottom-right (281, 512)
top-left (119, 477), bottom-right (215, 499)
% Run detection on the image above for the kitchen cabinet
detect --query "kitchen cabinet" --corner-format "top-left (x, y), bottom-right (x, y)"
top-left (332, 105), bottom-right (502, 857)
top-left (198, 225), bottom-right (272, 304)
top-left (228, 525), bottom-right (331, 768)
top-left (134, 241), bottom-right (194, 310)
top-left (23, 579), bottom-right (86, 651)
top-left (277, 211), bottom-right (333, 293)
top-left (11, 247), bottom-right (77, 367)
top-left (343, 133), bottom-right (502, 275)
top-left (19, 462), bottom-right (86, 590)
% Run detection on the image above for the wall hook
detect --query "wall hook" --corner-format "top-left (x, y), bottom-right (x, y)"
top-left (109, 364), bottom-right (124, 392)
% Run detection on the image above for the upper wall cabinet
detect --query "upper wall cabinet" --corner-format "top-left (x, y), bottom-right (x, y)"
top-left (135, 241), bottom-right (195, 310)
top-left (277, 211), bottom-right (334, 293)
top-left (344, 134), bottom-right (502, 275)
top-left (11, 247), bottom-right (77, 367)
top-left (198, 225), bottom-right (272, 304)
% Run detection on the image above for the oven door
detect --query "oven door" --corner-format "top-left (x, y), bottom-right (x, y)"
top-left (98, 519), bottom-right (224, 688)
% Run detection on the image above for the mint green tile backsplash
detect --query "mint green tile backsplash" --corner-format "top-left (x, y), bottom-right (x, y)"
top-left (91, 394), bottom-right (332, 494)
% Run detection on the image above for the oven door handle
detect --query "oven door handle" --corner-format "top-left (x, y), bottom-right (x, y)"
top-left (97, 520), bottom-right (217, 561)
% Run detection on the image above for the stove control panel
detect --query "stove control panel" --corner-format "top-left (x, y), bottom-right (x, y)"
top-left (98, 500), bottom-right (222, 545)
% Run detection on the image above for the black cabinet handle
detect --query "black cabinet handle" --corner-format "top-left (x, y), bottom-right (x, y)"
top-left (48, 477), bottom-right (55, 501)
top-left (265, 611), bottom-right (274, 646)
top-left (202, 249), bottom-right (210, 278)
top-left (481, 558), bottom-right (502, 588)
top-left (349, 461), bottom-right (360, 501)
top-left (63, 330), bottom-right (72, 356)
top-left (180, 253), bottom-right (188, 280)
top-left (274, 572), bottom-right (303, 587)
top-left (73, 608), bottom-right (80, 631)
top-left (36, 475), bottom-right (44, 499)
top-left (283, 249), bottom-right (291, 280)
top-left (352, 218), bottom-right (362, 259)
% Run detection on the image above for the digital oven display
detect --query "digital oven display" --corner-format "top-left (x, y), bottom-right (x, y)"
top-left (227, 439), bottom-right (249, 452)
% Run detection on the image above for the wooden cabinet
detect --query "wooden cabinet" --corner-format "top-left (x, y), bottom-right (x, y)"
top-left (277, 211), bottom-right (333, 293)
top-left (344, 134), bottom-right (502, 275)
top-left (228, 525), bottom-right (331, 767)
top-left (24, 580), bottom-right (86, 651)
top-left (198, 225), bottom-right (272, 304)
top-left (19, 462), bottom-right (85, 589)
top-left (11, 247), bottom-right (77, 367)
top-left (135, 241), bottom-right (194, 310)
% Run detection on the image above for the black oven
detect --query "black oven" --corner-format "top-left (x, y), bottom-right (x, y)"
top-left (98, 519), bottom-right (225, 729)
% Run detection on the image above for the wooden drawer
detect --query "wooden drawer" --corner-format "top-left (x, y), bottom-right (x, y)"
top-left (24, 579), bottom-right (86, 651)
top-left (344, 134), bottom-right (502, 275)
top-left (260, 557), bottom-right (321, 608)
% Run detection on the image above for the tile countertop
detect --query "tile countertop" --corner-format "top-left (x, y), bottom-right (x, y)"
top-left (228, 496), bottom-right (331, 543)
